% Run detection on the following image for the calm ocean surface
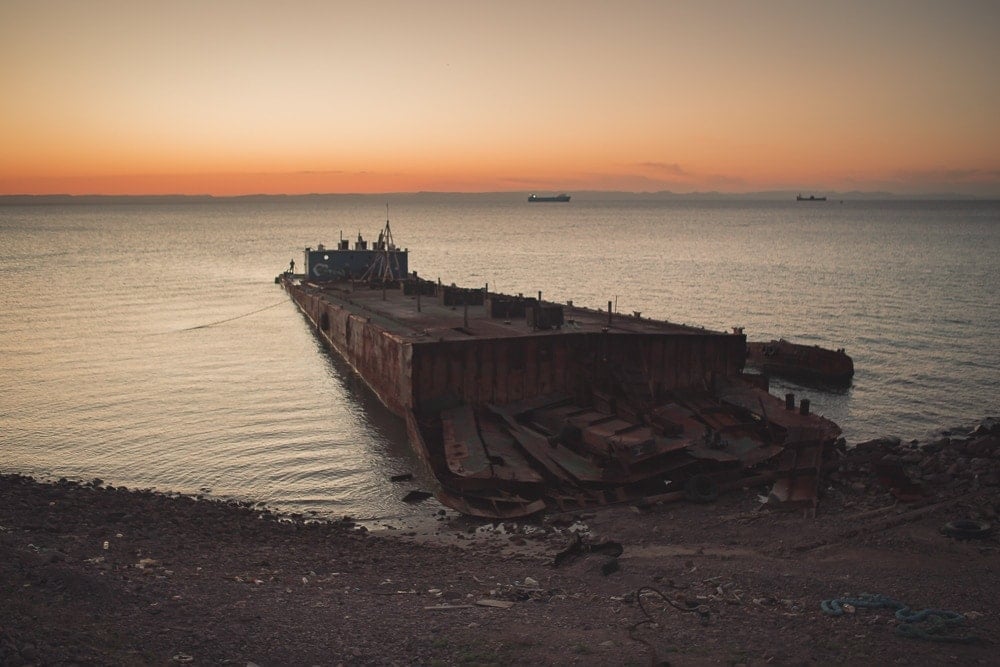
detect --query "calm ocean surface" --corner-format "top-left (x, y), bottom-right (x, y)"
top-left (2, 196), bottom-right (998, 520)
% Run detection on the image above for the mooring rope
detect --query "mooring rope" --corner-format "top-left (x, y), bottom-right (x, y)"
top-left (178, 299), bottom-right (289, 332)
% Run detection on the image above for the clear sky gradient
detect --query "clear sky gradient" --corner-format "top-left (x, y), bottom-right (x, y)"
top-left (2, 0), bottom-right (999, 196)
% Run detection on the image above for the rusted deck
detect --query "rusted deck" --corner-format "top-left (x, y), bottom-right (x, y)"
top-left (301, 279), bottom-right (712, 342)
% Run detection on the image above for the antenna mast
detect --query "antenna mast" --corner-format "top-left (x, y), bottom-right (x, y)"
top-left (360, 204), bottom-right (400, 283)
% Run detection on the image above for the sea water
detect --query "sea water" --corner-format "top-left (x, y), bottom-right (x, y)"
top-left (1, 196), bottom-right (997, 519)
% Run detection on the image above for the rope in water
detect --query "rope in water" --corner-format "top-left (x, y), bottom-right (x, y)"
top-left (178, 299), bottom-right (289, 332)
top-left (820, 593), bottom-right (977, 643)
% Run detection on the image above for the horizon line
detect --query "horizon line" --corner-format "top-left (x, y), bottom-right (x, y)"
top-left (2, 189), bottom-right (997, 202)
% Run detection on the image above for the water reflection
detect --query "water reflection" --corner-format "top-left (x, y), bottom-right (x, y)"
top-left (280, 317), bottom-right (441, 521)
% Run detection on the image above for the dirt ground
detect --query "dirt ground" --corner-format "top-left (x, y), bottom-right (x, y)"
top-left (2, 426), bottom-right (998, 666)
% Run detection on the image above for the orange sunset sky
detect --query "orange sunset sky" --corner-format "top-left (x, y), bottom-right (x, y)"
top-left (2, 0), bottom-right (999, 197)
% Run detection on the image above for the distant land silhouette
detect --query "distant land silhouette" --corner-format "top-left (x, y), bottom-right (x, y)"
top-left (0, 191), bottom-right (990, 205)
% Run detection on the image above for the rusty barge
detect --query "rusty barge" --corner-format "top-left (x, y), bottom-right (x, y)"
top-left (746, 339), bottom-right (855, 385)
top-left (279, 221), bottom-right (842, 518)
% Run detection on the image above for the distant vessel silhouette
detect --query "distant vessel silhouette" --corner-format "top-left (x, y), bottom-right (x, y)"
top-left (796, 194), bottom-right (827, 201)
top-left (528, 193), bottom-right (571, 202)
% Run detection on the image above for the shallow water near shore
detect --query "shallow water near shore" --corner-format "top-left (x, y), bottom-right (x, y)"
top-left (1, 195), bottom-right (998, 519)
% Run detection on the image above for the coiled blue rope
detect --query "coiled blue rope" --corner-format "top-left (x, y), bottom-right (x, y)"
top-left (820, 593), bottom-right (976, 643)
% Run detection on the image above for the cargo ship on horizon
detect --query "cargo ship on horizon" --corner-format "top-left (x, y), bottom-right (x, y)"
top-left (528, 193), bottom-right (571, 202)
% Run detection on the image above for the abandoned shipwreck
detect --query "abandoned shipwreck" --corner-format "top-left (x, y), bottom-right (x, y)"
top-left (278, 222), bottom-right (842, 519)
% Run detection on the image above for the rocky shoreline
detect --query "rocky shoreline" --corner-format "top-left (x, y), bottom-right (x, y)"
top-left (2, 418), bottom-right (998, 665)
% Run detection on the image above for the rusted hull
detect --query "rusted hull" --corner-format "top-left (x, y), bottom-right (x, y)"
top-left (435, 488), bottom-right (546, 519)
top-left (408, 407), bottom-right (547, 518)
top-left (281, 268), bottom-right (842, 519)
top-left (746, 339), bottom-right (854, 385)
top-left (420, 385), bottom-right (837, 513)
